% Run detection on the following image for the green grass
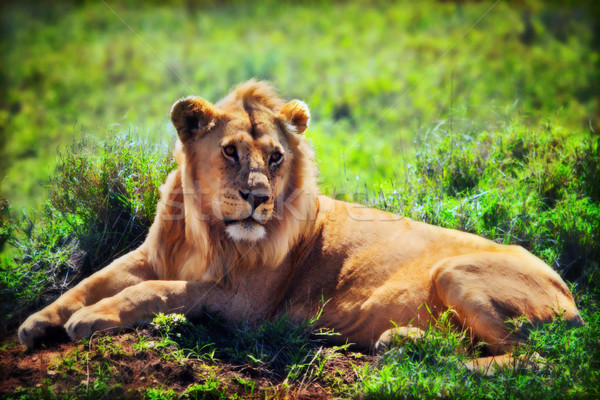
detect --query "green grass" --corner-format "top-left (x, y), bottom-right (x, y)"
top-left (1, 0), bottom-right (598, 209)
top-left (149, 310), bottom-right (348, 384)
top-left (360, 308), bottom-right (600, 399)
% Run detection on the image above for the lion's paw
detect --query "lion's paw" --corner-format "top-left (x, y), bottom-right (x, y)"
top-left (374, 326), bottom-right (425, 353)
top-left (18, 311), bottom-right (66, 348)
top-left (65, 307), bottom-right (121, 341)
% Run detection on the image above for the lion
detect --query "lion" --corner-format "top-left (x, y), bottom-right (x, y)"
top-left (19, 80), bottom-right (582, 369)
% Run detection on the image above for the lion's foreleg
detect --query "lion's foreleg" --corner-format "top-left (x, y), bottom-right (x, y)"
top-left (65, 280), bottom-right (229, 340)
top-left (18, 248), bottom-right (153, 347)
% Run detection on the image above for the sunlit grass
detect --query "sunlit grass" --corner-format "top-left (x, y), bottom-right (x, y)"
top-left (1, 1), bottom-right (598, 209)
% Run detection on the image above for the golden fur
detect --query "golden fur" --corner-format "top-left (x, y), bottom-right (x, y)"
top-left (19, 81), bottom-right (582, 364)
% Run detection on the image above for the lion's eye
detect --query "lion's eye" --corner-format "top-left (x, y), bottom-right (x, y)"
top-left (270, 151), bottom-right (283, 165)
top-left (223, 145), bottom-right (238, 161)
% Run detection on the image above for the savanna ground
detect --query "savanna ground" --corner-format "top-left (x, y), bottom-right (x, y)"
top-left (1, 0), bottom-right (599, 398)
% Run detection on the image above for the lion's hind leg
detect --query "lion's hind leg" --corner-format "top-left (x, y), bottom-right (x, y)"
top-left (374, 321), bottom-right (541, 376)
top-left (374, 326), bottom-right (426, 353)
top-left (431, 250), bottom-right (582, 355)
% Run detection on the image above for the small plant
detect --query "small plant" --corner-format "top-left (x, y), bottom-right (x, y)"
top-left (144, 386), bottom-right (179, 400)
top-left (233, 375), bottom-right (256, 396)
top-left (184, 378), bottom-right (231, 400)
top-left (133, 333), bottom-right (152, 353)
top-left (151, 313), bottom-right (191, 334)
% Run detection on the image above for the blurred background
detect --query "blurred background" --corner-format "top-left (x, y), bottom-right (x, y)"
top-left (1, 0), bottom-right (599, 212)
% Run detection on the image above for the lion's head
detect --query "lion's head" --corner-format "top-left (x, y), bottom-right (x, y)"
top-left (161, 80), bottom-right (317, 278)
top-left (170, 80), bottom-right (313, 243)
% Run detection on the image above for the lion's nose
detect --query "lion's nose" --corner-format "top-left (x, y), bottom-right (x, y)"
top-left (239, 191), bottom-right (269, 209)
top-left (251, 195), bottom-right (269, 209)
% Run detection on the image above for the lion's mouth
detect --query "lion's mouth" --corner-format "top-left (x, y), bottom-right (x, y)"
top-left (223, 217), bottom-right (263, 226)
top-left (224, 217), bottom-right (267, 242)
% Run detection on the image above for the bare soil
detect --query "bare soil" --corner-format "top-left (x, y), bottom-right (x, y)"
top-left (0, 328), bottom-right (374, 399)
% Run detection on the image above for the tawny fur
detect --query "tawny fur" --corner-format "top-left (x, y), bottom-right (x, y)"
top-left (19, 81), bottom-right (582, 358)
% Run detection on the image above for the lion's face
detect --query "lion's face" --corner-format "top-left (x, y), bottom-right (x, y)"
top-left (170, 84), bottom-right (310, 242)
top-left (207, 111), bottom-right (291, 241)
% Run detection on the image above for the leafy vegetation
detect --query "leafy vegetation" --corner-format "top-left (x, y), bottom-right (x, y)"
top-left (0, 133), bottom-right (175, 334)
top-left (361, 308), bottom-right (600, 399)
top-left (1, 0), bottom-right (600, 398)
top-left (380, 125), bottom-right (600, 291)
top-left (149, 311), bottom-right (349, 384)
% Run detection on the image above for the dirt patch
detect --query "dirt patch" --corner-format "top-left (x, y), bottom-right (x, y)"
top-left (0, 329), bottom-right (374, 399)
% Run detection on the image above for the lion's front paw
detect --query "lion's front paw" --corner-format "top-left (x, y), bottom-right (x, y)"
top-left (18, 311), bottom-right (67, 348)
top-left (65, 307), bottom-right (121, 341)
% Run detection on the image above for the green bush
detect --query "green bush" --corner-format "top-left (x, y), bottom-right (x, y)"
top-left (380, 125), bottom-right (600, 295)
top-left (0, 132), bottom-right (175, 332)
top-left (48, 132), bottom-right (176, 272)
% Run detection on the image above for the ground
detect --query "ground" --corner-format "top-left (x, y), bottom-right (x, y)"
top-left (0, 325), bottom-right (373, 399)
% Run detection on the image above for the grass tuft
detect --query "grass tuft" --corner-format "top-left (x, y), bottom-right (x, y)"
top-left (149, 311), bottom-right (345, 384)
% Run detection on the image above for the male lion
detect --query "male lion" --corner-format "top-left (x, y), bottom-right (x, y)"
top-left (19, 80), bottom-right (582, 366)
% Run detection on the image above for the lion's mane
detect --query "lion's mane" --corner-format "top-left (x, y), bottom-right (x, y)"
top-left (145, 81), bottom-right (319, 285)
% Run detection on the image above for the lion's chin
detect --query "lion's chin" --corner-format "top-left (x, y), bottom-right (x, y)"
top-left (225, 219), bottom-right (266, 242)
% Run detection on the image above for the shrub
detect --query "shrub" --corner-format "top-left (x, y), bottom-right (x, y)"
top-left (0, 132), bottom-right (175, 331)
top-left (48, 133), bottom-right (176, 274)
top-left (381, 124), bottom-right (600, 297)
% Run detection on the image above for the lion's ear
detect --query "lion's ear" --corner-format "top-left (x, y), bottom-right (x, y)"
top-left (170, 96), bottom-right (219, 142)
top-left (278, 100), bottom-right (310, 135)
